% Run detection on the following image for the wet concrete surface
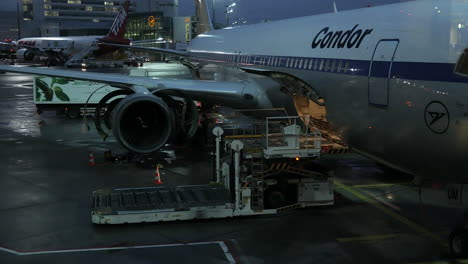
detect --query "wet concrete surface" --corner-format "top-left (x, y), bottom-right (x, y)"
top-left (0, 63), bottom-right (464, 264)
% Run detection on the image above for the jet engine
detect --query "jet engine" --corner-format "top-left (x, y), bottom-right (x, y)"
top-left (111, 93), bottom-right (174, 154)
top-left (16, 49), bottom-right (35, 62)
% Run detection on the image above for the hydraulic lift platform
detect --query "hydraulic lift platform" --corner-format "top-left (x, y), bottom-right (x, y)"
top-left (92, 115), bottom-right (334, 224)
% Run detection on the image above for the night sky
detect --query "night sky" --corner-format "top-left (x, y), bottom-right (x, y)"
top-left (0, 0), bottom-right (413, 24)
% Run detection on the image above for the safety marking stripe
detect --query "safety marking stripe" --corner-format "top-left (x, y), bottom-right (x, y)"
top-left (268, 162), bottom-right (289, 171)
top-left (0, 240), bottom-right (237, 263)
top-left (334, 180), bottom-right (448, 247)
top-left (323, 148), bottom-right (351, 155)
top-left (337, 233), bottom-right (401, 243)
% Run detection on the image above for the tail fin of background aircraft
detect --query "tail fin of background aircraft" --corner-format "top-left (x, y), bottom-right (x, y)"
top-left (105, 0), bottom-right (130, 40)
top-left (195, 0), bottom-right (214, 34)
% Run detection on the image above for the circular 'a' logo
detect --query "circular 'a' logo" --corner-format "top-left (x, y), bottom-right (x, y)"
top-left (424, 101), bottom-right (450, 134)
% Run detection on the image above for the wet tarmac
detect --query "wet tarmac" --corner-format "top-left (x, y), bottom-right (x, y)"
top-left (0, 63), bottom-right (465, 264)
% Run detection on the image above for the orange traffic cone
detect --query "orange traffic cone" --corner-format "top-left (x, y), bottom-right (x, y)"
top-left (153, 164), bottom-right (163, 184)
top-left (89, 153), bottom-right (95, 167)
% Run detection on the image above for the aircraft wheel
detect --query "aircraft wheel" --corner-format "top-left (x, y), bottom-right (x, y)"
top-left (450, 228), bottom-right (468, 258)
top-left (265, 188), bottom-right (287, 209)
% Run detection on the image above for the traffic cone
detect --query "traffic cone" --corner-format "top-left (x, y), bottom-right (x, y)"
top-left (153, 164), bottom-right (163, 184)
top-left (89, 153), bottom-right (95, 167)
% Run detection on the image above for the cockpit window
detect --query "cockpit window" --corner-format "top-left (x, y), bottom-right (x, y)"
top-left (455, 49), bottom-right (468, 76)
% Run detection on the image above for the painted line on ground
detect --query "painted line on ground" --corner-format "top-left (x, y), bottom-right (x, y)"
top-left (334, 180), bottom-right (448, 247)
top-left (351, 182), bottom-right (411, 188)
top-left (360, 189), bottom-right (401, 212)
top-left (337, 233), bottom-right (401, 243)
top-left (0, 240), bottom-right (236, 263)
top-left (229, 239), bottom-right (252, 264)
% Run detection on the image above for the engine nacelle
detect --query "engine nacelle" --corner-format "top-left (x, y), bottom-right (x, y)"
top-left (16, 49), bottom-right (35, 62)
top-left (111, 94), bottom-right (174, 154)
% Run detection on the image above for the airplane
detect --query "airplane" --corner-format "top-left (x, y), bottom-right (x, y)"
top-left (0, 0), bottom-right (131, 66)
top-left (1, 0), bottom-right (468, 255)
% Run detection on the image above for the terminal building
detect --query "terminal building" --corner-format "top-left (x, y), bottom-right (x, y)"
top-left (19, 0), bottom-right (179, 38)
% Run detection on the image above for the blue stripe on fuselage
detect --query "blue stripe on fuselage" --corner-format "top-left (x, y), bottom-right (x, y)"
top-left (188, 51), bottom-right (468, 83)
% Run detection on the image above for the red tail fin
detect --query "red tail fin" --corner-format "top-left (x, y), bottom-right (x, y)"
top-left (106, 0), bottom-right (130, 40)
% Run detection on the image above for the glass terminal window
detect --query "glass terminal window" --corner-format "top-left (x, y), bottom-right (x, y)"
top-left (455, 48), bottom-right (468, 76)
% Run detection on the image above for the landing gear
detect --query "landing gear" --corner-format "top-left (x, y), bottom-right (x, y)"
top-left (47, 58), bottom-right (58, 67)
top-left (450, 228), bottom-right (468, 258)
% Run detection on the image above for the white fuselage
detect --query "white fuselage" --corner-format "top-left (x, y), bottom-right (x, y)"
top-left (18, 36), bottom-right (103, 57)
top-left (187, 0), bottom-right (468, 181)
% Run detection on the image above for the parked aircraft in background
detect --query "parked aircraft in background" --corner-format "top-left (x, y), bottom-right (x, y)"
top-left (0, 0), bottom-right (131, 66)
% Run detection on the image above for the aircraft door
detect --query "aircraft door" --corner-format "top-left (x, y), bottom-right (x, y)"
top-left (368, 39), bottom-right (399, 106)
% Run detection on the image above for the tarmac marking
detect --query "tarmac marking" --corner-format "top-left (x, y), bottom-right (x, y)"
top-left (0, 240), bottom-right (237, 263)
top-left (351, 183), bottom-right (411, 188)
top-left (337, 233), bottom-right (401, 243)
top-left (360, 189), bottom-right (401, 212)
top-left (334, 180), bottom-right (448, 247)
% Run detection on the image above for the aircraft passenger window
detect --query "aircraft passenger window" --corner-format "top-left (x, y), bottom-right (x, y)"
top-left (331, 59), bottom-right (337, 72)
top-left (325, 59), bottom-right (330, 71)
top-left (319, 59), bottom-right (324, 71)
top-left (313, 59), bottom-right (318, 71)
top-left (337, 60), bottom-right (343, 73)
top-left (309, 59), bottom-right (313, 70)
top-left (455, 49), bottom-right (468, 76)
top-left (299, 59), bottom-right (304, 69)
top-left (344, 62), bottom-right (350, 73)
top-left (286, 58), bottom-right (290, 68)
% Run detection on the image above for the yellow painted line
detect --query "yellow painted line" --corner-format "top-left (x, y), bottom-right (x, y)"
top-left (351, 182), bottom-right (411, 189)
top-left (337, 233), bottom-right (400, 243)
top-left (334, 180), bottom-right (448, 247)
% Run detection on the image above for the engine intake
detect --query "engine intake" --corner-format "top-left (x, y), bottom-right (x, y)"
top-left (112, 94), bottom-right (173, 154)
top-left (16, 49), bottom-right (35, 62)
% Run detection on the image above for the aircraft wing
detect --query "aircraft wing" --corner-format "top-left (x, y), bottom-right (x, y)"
top-left (0, 65), bottom-right (259, 108)
top-left (100, 43), bottom-right (188, 57)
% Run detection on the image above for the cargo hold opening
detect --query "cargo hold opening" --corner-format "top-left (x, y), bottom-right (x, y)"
top-left (293, 95), bottom-right (345, 146)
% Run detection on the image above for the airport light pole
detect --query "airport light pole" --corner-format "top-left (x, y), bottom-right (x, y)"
top-left (211, 0), bottom-right (216, 26)
top-left (16, 0), bottom-right (21, 39)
